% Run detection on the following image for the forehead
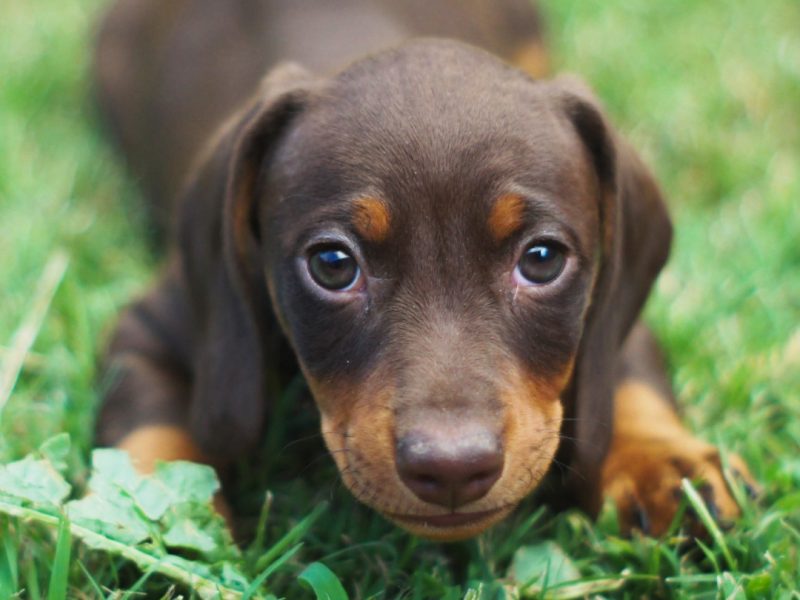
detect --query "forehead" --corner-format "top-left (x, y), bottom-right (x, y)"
top-left (267, 43), bottom-right (599, 249)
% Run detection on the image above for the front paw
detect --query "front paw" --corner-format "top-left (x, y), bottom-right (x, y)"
top-left (601, 434), bottom-right (756, 536)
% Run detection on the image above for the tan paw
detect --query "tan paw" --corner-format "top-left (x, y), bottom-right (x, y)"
top-left (117, 425), bottom-right (235, 531)
top-left (601, 434), bottom-right (757, 537)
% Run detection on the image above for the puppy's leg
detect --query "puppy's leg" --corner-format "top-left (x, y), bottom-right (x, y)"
top-left (97, 264), bottom-right (235, 524)
top-left (97, 265), bottom-right (196, 462)
top-left (601, 322), bottom-right (755, 536)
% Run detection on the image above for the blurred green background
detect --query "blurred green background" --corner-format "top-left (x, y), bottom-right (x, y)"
top-left (1, 0), bottom-right (798, 597)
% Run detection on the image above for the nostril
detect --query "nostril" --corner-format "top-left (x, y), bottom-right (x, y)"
top-left (469, 470), bottom-right (495, 485)
top-left (412, 474), bottom-right (440, 491)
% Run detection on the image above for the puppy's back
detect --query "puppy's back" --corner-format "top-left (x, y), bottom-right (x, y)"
top-left (92, 0), bottom-right (544, 236)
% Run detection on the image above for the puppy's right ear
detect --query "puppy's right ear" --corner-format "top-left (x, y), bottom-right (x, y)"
top-left (547, 75), bottom-right (672, 513)
top-left (176, 63), bottom-right (316, 460)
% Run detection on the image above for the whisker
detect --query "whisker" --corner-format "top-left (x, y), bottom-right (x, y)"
top-left (549, 457), bottom-right (585, 481)
top-left (277, 431), bottom-right (325, 453)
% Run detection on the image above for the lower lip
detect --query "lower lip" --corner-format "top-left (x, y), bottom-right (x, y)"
top-left (390, 507), bottom-right (504, 528)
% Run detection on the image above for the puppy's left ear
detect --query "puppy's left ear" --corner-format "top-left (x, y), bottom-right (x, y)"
top-left (178, 63), bottom-right (317, 460)
top-left (550, 76), bottom-right (673, 512)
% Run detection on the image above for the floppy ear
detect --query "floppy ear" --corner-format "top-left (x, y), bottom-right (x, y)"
top-left (551, 76), bottom-right (673, 512)
top-left (177, 63), bottom-right (316, 460)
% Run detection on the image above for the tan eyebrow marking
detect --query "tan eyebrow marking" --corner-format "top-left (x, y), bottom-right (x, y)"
top-left (488, 193), bottom-right (526, 242)
top-left (512, 40), bottom-right (550, 80)
top-left (353, 196), bottom-right (391, 243)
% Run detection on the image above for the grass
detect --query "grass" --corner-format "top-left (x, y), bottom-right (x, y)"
top-left (1, 0), bottom-right (798, 597)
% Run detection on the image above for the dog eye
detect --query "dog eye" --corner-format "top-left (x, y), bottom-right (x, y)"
top-left (516, 242), bottom-right (566, 284)
top-left (308, 246), bottom-right (361, 291)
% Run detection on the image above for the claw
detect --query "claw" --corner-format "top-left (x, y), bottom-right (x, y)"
top-left (601, 437), bottom-right (756, 540)
top-left (632, 500), bottom-right (651, 535)
top-left (732, 468), bottom-right (760, 499)
top-left (743, 481), bottom-right (759, 500)
top-left (698, 483), bottom-right (719, 521)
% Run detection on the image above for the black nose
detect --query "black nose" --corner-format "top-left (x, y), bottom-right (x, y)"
top-left (396, 427), bottom-right (504, 509)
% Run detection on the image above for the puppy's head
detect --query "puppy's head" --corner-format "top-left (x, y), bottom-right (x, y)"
top-left (182, 40), bottom-right (671, 540)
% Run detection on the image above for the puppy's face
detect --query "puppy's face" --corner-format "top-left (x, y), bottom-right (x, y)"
top-left (257, 44), bottom-right (601, 540)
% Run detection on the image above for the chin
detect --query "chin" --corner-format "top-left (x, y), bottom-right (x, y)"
top-left (385, 505), bottom-right (516, 542)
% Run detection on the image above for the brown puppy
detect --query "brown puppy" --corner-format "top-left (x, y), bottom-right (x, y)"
top-left (94, 0), bottom-right (751, 541)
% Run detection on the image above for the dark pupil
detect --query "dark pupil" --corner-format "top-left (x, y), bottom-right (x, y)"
top-left (309, 248), bottom-right (358, 290)
top-left (519, 244), bottom-right (565, 284)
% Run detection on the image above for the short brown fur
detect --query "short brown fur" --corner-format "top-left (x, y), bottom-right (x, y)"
top-left (93, 0), bottom-right (754, 542)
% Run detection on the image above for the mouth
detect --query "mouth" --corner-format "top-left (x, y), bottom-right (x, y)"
top-left (388, 506), bottom-right (507, 529)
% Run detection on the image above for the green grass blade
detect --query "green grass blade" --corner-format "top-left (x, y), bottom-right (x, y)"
top-left (0, 500), bottom-right (242, 599)
top-left (0, 518), bottom-right (19, 597)
top-left (681, 478), bottom-right (737, 571)
top-left (298, 562), bottom-right (348, 600)
top-left (76, 561), bottom-right (105, 599)
top-left (537, 576), bottom-right (627, 600)
top-left (254, 501), bottom-right (327, 572)
top-left (24, 559), bottom-right (41, 600)
top-left (242, 542), bottom-right (304, 600)
top-left (246, 491), bottom-right (273, 560)
top-left (0, 250), bottom-right (68, 423)
top-left (121, 563), bottom-right (161, 599)
top-left (47, 515), bottom-right (71, 600)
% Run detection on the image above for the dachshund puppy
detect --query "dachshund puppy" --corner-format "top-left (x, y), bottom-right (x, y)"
top-left (93, 0), bottom-right (751, 541)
